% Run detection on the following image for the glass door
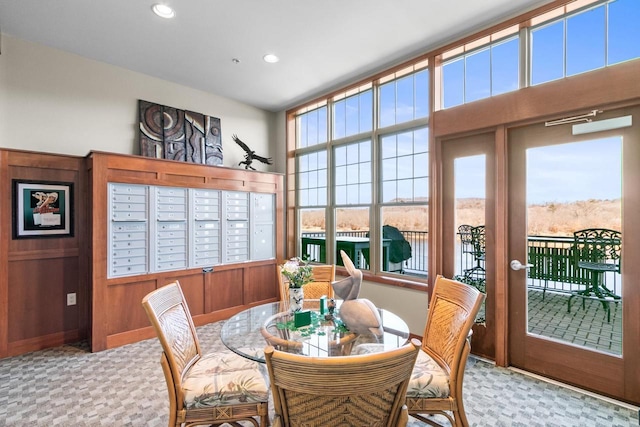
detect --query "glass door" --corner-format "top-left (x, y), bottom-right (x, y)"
top-left (508, 106), bottom-right (640, 402)
top-left (442, 132), bottom-right (495, 359)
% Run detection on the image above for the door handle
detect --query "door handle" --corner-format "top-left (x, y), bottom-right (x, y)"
top-left (510, 260), bottom-right (533, 271)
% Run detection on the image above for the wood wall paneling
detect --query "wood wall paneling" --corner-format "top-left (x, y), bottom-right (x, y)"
top-left (1, 149), bottom-right (87, 358)
top-left (172, 274), bottom-right (206, 316)
top-left (106, 280), bottom-right (157, 336)
top-left (89, 151), bottom-right (284, 352)
top-left (208, 269), bottom-right (244, 311)
top-left (8, 257), bottom-right (79, 341)
top-left (243, 264), bottom-right (278, 305)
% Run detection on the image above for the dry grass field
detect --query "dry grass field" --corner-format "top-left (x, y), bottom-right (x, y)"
top-left (301, 198), bottom-right (621, 236)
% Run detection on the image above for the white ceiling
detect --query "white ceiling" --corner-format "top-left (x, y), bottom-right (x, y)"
top-left (0, 0), bottom-right (552, 112)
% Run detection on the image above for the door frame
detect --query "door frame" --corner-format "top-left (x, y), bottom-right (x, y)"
top-left (507, 105), bottom-right (640, 403)
top-left (441, 132), bottom-right (496, 360)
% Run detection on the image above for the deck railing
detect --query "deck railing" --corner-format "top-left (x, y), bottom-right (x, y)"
top-left (302, 232), bottom-right (621, 297)
top-left (526, 235), bottom-right (621, 297)
top-left (301, 230), bottom-right (427, 274)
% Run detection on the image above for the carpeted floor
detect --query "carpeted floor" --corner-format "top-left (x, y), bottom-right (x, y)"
top-left (0, 321), bottom-right (637, 426)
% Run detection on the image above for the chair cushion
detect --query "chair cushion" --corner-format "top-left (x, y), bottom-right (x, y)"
top-left (182, 352), bottom-right (269, 409)
top-left (406, 350), bottom-right (450, 399)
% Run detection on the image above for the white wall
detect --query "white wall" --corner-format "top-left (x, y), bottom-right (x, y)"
top-left (0, 34), bottom-right (277, 169)
top-left (359, 280), bottom-right (429, 335)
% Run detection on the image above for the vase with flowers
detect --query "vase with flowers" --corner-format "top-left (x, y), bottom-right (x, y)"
top-left (280, 257), bottom-right (313, 312)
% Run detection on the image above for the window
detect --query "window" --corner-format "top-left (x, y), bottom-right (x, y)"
top-left (297, 106), bottom-right (327, 148)
top-left (289, 0), bottom-right (638, 285)
top-left (294, 65), bottom-right (429, 279)
top-left (380, 129), bottom-right (428, 203)
top-left (531, 0), bottom-right (640, 85)
top-left (298, 151), bottom-right (327, 207)
top-left (442, 34), bottom-right (519, 108)
top-left (335, 140), bottom-right (372, 205)
top-left (379, 69), bottom-right (429, 127)
top-left (333, 90), bottom-right (373, 139)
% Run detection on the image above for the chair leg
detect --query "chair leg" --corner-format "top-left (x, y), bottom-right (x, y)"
top-left (455, 400), bottom-right (470, 427)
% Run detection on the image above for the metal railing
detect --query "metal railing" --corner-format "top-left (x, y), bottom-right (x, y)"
top-left (526, 235), bottom-right (621, 297)
top-left (456, 233), bottom-right (621, 298)
top-left (302, 231), bottom-right (622, 298)
top-left (301, 230), bottom-right (427, 275)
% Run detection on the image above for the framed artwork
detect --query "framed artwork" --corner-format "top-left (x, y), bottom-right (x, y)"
top-left (12, 180), bottom-right (74, 238)
top-left (138, 100), bottom-right (223, 166)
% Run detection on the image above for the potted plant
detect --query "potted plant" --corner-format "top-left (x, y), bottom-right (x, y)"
top-left (280, 257), bottom-right (313, 312)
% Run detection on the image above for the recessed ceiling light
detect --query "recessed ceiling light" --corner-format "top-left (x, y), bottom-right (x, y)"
top-left (263, 54), bottom-right (280, 64)
top-left (152, 4), bottom-right (175, 19)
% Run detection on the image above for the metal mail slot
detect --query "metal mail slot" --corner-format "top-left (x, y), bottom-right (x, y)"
top-left (157, 253), bottom-right (187, 262)
top-left (112, 202), bottom-right (146, 212)
top-left (111, 264), bottom-right (147, 276)
top-left (157, 212), bottom-right (187, 221)
top-left (194, 212), bottom-right (217, 220)
top-left (195, 222), bottom-right (219, 230)
top-left (156, 187), bottom-right (186, 197)
top-left (158, 222), bottom-right (186, 231)
top-left (111, 239), bottom-right (146, 249)
top-left (112, 223), bottom-right (146, 232)
top-left (112, 193), bottom-right (146, 203)
top-left (112, 256), bottom-right (146, 266)
top-left (157, 245), bottom-right (187, 254)
top-left (112, 247), bottom-right (146, 258)
top-left (112, 211), bottom-right (147, 221)
top-left (112, 231), bottom-right (146, 240)
top-left (156, 260), bottom-right (187, 270)
top-left (193, 189), bottom-right (219, 199)
top-left (227, 241), bottom-right (248, 250)
top-left (111, 185), bottom-right (146, 195)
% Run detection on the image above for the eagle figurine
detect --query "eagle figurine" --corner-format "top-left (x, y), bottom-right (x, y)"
top-left (232, 134), bottom-right (273, 170)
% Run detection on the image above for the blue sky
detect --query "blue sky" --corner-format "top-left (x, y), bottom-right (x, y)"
top-left (455, 136), bottom-right (623, 205)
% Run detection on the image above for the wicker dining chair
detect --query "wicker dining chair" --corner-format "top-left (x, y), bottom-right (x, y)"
top-left (142, 281), bottom-right (269, 427)
top-left (265, 338), bottom-right (422, 427)
top-left (278, 263), bottom-right (335, 308)
top-left (406, 275), bottom-right (485, 427)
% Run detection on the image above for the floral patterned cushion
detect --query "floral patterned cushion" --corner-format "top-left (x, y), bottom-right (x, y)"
top-left (406, 350), bottom-right (450, 399)
top-left (182, 352), bottom-right (269, 409)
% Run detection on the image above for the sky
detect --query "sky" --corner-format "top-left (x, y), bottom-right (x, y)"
top-left (455, 136), bottom-right (623, 205)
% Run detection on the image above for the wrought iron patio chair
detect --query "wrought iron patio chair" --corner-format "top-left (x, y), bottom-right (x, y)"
top-left (569, 228), bottom-right (621, 322)
top-left (458, 225), bottom-right (486, 280)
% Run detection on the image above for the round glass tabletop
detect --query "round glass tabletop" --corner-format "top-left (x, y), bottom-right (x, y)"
top-left (220, 299), bottom-right (410, 363)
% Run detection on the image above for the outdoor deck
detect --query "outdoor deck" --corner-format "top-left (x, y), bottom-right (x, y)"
top-left (527, 289), bottom-right (622, 355)
top-left (301, 230), bottom-right (623, 355)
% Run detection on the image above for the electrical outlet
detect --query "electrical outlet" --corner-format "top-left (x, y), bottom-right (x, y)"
top-left (66, 293), bottom-right (77, 306)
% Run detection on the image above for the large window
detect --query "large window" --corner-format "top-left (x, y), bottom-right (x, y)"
top-left (297, 106), bottom-right (327, 148)
top-left (442, 32), bottom-right (519, 108)
top-left (297, 150), bottom-right (327, 207)
top-left (290, 0), bottom-right (638, 284)
top-left (335, 140), bottom-right (372, 205)
top-left (296, 67), bottom-right (429, 279)
top-left (442, 0), bottom-right (640, 108)
top-left (531, 0), bottom-right (640, 85)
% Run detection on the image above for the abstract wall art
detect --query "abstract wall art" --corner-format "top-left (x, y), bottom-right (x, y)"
top-left (138, 100), bottom-right (223, 166)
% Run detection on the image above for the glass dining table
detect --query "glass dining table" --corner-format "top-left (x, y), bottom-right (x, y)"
top-left (220, 299), bottom-right (410, 363)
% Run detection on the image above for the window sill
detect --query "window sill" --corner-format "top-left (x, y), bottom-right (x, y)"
top-left (336, 267), bottom-right (428, 292)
